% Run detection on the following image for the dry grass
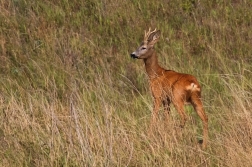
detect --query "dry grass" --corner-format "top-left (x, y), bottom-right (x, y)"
top-left (0, 0), bottom-right (252, 166)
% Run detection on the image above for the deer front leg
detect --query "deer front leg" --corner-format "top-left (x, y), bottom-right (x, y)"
top-left (163, 98), bottom-right (171, 122)
top-left (150, 97), bottom-right (161, 131)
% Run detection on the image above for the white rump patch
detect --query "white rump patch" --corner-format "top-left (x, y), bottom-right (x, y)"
top-left (186, 83), bottom-right (200, 91)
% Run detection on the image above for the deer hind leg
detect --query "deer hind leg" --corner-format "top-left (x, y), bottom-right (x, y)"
top-left (191, 93), bottom-right (208, 149)
top-left (173, 101), bottom-right (187, 128)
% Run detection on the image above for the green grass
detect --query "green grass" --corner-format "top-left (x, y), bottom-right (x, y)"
top-left (0, 0), bottom-right (252, 166)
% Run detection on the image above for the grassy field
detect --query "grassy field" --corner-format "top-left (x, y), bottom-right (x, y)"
top-left (0, 0), bottom-right (252, 166)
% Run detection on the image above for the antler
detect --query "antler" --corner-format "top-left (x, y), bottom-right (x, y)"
top-left (144, 27), bottom-right (157, 42)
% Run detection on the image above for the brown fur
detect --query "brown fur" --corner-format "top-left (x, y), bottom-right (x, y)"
top-left (130, 28), bottom-right (208, 149)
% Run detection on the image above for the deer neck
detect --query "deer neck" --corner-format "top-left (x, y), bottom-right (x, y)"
top-left (144, 50), bottom-right (164, 79)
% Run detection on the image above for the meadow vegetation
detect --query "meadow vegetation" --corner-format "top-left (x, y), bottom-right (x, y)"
top-left (0, 0), bottom-right (252, 166)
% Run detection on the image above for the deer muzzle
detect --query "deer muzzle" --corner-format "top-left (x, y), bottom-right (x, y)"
top-left (130, 53), bottom-right (138, 59)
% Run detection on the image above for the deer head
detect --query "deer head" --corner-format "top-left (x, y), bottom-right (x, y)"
top-left (130, 28), bottom-right (161, 59)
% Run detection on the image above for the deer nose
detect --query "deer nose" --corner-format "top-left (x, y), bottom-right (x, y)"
top-left (130, 53), bottom-right (138, 59)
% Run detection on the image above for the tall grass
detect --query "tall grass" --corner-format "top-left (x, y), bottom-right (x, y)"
top-left (0, 0), bottom-right (252, 166)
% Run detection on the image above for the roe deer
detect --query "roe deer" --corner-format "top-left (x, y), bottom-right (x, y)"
top-left (130, 28), bottom-right (208, 149)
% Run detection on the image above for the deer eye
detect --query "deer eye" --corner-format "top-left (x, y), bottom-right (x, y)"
top-left (141, 47), bottom-right (146, 50)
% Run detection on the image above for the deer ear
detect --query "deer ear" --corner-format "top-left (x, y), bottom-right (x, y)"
top-left (148, 30), bottom-right (161, 46)
top-left (152, 30), bottom-right (161, 41)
